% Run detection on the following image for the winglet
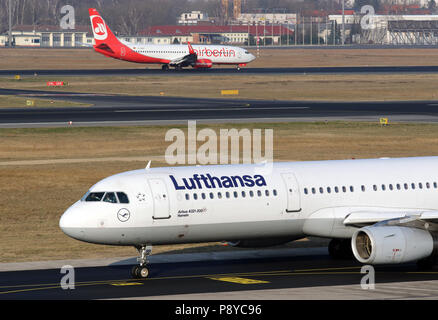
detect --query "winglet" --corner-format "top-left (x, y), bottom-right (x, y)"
top-left (145, 160), bottom-right (151, 170)
top-left (188, 42), bottom-right (195, 55)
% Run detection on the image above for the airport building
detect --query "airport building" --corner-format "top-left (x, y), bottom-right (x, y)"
top-left (139, 25), bottom-right (294, 45)
top-left (329, 14), bottom-right (438, 44)
top-left (0, 25), bottom-right (93, 47)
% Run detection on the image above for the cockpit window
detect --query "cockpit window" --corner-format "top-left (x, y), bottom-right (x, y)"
top-left (82, 191), bottom-right (130, 204)
top-left (245, 51), bottom-right (250, 54)
top-left (85, 192), bottom-right (105, 202)
top-left (103, 192), bottom-right (117, 203)
top-left (117, 192), bottom-right (129, 203)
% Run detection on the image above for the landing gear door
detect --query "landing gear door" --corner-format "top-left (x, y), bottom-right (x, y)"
top-left (148, 178), bottom-right (171, 219)
top-left (281, 173), bottom-right (301, 213)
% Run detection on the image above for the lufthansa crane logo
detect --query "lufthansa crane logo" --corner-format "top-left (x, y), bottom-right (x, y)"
top-left (90, 15), bottom-right (107, 40)
top-left (117, 208), bottom-right (130, 222)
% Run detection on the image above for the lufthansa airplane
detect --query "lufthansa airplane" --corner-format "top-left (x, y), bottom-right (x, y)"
top-left (88, 8), bottom-right (256, 70)
top-left (60, 156), bottom-right (438, 278)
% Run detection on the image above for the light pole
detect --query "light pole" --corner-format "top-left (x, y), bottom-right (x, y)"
top-left (342, 0), bottom-right (345, 45)
top-left (8, 0), bottom-right (12, 47)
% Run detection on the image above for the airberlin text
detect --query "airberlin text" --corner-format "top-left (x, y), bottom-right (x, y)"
top-left (194, 47), bottom-right (235, 58)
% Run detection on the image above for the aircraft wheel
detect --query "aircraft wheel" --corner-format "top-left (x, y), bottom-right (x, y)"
top-left (131, 265), bottom-right (150, 279)
top-left (162, 64), bottom-right (169, 71)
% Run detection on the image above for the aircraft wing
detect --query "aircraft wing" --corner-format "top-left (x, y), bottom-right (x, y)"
top-left (343, 210), bottom-right (438, 231)
top-left (169, 42), bottom-right (197, 67)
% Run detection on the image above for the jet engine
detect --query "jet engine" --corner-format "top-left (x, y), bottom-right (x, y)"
top-left (193, 59), bottom-right (213, 69)
top-left (351, 226), bottom-right (438, 264)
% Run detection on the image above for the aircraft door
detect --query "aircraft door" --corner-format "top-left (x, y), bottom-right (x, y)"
top-left (148, 178), bottom-right (171, 219)
top-left (281, 173), bottom-right (302, 213)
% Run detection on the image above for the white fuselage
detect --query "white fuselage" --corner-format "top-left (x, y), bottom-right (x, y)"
top-left (60, 156), bottom-right (438, 246)
top-left (123, 41), bottom-right (256, 65)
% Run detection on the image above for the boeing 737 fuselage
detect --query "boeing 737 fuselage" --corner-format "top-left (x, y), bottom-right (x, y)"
top-left (88, 8), bottom-right (256, 70)
top-left (60, 156), bottom-right (438, 278)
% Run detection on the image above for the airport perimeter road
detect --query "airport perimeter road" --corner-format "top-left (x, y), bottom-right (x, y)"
top-left (2, 89), bottom-right (438, 127)
top-left (2, 65), bottom-right (438, 77)
top-left (0, 247), bottom-right (437, 300)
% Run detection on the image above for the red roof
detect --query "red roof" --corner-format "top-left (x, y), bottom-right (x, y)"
top-left (140, 25), bottom-right (294, 37)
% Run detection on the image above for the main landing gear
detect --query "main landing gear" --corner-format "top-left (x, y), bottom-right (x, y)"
top-left (161, 64), bottom-right (169, 71)
top-left (131, 244), bottom-right (152, 278)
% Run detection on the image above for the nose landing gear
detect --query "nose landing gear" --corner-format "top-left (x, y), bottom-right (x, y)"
top-left (131, 244), bottom-right (152, 278)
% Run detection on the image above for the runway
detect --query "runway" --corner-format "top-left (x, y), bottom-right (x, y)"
top-left (0, 247), bottom-right (437, 300)
top-left (2, 88), bottom-right (438, 127)
top-left (2, 65), bottom-right (438, 77)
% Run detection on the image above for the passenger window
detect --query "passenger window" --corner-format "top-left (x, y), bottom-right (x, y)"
top-left (265, 190), bottom-right (270, 196)
top-left (185, 193), bottom-right (190, 200)
top-left (218, 192), bottom-right (222, 199)
top-left (201, 193), bottom-right (206, 200)
top-left (396, 184), bottom-right (401, 190)
top-left (304, 188), bottom-right (308, 195)
top-left (209, 192), bottom-right (214, 199)
top-left (257, 190), bottom-right (262, 197)
top-left (242, 191), bottom-right (246, 198)
top-left (319, 187), bottom-right (324, 194)
top-left (312, 187), bottom-right (316, 194)
top-left (434, 182), bottom-right (438, 188)
top-left (249, 190), bottom-right (254, 197)
top-left (193, 193), bottom-right (198, 200)
top-left (404, 183), bottom-right (408, 190)
top-left (381, 184), bottom-right (386, 191)
top-left (226, 191), bottom-right (230, 198)
top-left (361, 185), bottom-right (365, 192)
top-left (327, 187), bottom-right (331, 193)
top-left (335, 186), bottom-right (339, 193)
top-left (419, 183), bottom-right (423, 189)
top-left (85, 192), bottom-right (105, 202)
top-left (426, 182), bottom-right (430, 189)
top-left (373, 185), bottom-right (377, 191)
top-left (117, 192), bottom-right (129, 203)
top-left (234, 191), bottom-right (238, 198)
top-left (342, 186), bottom-right (346, 193)
top-left (389, 184), bottom-right (393, 191)
top-left (350, 186), bottom-right (354, 192)
top-left (273, 189), bottom-right (277, 196)
top-left (411, 183), bottom-right (416, 190)
top-left (103, 192), bottom-right (117, 203)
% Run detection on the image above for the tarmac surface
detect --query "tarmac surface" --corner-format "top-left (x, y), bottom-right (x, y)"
top-left (2, 65), bottom-right (438, 77)
top-left (0, 246), bottom-right (437, 300)
top-left (2, 88), bottom-right (438, 127)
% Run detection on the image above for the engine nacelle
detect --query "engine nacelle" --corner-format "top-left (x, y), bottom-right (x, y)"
top-left (226, 237), bottom-right (294, 248)
top-left (352, 226), bottom-right (437, 264)
top-left (193, 59), bottom-right (212, 69)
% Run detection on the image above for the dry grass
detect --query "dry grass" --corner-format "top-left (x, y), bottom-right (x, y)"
top-left (2, 122), bottom-right (438, 262)
top-left (2, 48), bottom-right (438, 70)
top-left (2, 73), bottom-right (438, 102)
top-left (0, 95), bottom-right (91, 108)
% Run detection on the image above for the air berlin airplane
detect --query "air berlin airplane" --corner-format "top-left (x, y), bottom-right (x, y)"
top-left (88, 8), bottom-right (256, 70)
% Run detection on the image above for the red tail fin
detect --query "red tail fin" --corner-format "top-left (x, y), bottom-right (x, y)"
top-left (88, 8), bottom-right (120, 48)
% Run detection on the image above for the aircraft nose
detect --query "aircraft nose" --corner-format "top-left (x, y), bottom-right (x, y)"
top-left (59, 203), bottom-right (86, 240)
top-left (249, 53), bottom-right (256, 62)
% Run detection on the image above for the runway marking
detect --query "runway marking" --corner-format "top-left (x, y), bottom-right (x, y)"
top-left (110, 282), bottom-right (143, 286)
top-left (208, 277), bottom-right (270, 284)
top-left (114, 107), bottom-right (310, 113)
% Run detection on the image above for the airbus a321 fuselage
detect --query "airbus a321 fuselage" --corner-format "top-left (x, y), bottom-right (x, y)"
top-left (88, 8), bottom-right (256, 70)
top-left (60, 156), bottom-right (438, 278)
